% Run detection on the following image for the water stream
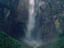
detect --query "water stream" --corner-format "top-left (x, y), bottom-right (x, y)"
top-left (24, 0), bottom-right (42, 48)
top-left (26, 0), bottom-right (35, 40)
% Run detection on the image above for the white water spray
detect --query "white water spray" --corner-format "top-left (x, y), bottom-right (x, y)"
top-left (24, 0), bottom-right (42, 48)
top-left (26, 0), bottom-right (35, 39)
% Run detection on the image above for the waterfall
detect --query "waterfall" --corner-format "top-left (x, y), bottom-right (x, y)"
top-left (26, 0), bottom-right (35, 39)
top-left (24, 0), bottom-right (42, 48)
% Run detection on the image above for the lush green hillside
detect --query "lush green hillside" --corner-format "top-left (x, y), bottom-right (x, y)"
top-left (0, 31), bottom-right (24, 48)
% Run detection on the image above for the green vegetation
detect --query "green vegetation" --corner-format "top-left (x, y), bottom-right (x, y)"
top-left (47, 37), bottom-right (64, 48)
top-left (0, 31), bottom-right (24, 48)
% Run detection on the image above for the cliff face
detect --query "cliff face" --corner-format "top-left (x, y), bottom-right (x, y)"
top-left (1, 0), bottom-right (29, 40)
top-left (32, 0), bottom-right (64, 43)
top-left (16, 0), bottom-right (29, 23)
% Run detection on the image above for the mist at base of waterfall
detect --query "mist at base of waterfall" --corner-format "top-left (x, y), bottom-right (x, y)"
top-left (23, 38), bottom-right (43, 48)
